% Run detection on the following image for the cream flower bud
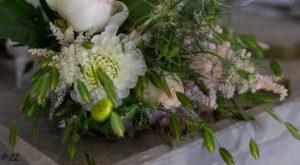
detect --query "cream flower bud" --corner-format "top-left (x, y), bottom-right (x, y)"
top-left (143, 74), bottom-right (184, 109)
top-left (46, 0), bottom-right (128, 32)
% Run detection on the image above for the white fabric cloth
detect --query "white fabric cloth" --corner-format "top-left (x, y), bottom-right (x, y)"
top-left (117, 96), bottom-right (300, 165)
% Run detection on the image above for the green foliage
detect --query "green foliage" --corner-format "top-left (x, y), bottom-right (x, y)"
top-left (9, 120), bottom-right (17, 151)
top-left (32, 118), bottom-right (39, 136)
top-left (68, 143), bottom-right (78, 159)
top-left (25, 102), bottom-right (37, 118)
top-left (132, 107), bottom-right (150, 127)
top-left (239, 34), bottom-right (264, 58)
top-left (241, 92), bottom-right (272, 104)
top-left (237, 69), bottom-right (250, 80)
top-left (159, 38), bottom-right (180, 58)
top-left (223, 108), bottom-right (254, 121)
top-left (203, 127), bottom-right (215, 153)
top-left (0, 0), bottom-right (47, 47)
top-left (180, 0), bottom-right (224, 25)
top-left (170, 114), bottom-right (181, 140)
top-left (49, 67), bottom-right (60, 91)
top-left (84, 151), bottom-right (96, 165)
top-left (110, 112), bottom-right (125, 137)
top-left (249, 138), bottom-right (260, 160)
top-left (148, 70), bottom-right (171, 97)
top-left (270, 58), bottom-right (282, 77)
top-left (263, 107), bottom-right (283, 123)
top-left (122, 104), bottom-right (139, 120)
top-left (219, 147), bottom-right (235, 165)
top-left (97, 69), bottom-right (117, 107)
top-left (176, 92), bottom-right (193, 110)
top-left (37, 73), bottom-right (50, 105)
top-left (122, 0), bottom-right (158, 31)
top-left (61, 127), bottom-right (71, 144)
top-left (134, 76), bottom-right (149, 99)
top-left (77, 80), bottom-right (91, 103)
top-left (285, 122), bottom-right (300, 141)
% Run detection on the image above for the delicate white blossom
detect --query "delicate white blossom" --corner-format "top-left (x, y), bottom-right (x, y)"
top-left (72, 25), bottom-right (147, 109)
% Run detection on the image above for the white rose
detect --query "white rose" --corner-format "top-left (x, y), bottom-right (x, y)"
top-left (46, 0), bottom-right (129, 32)
top-left (143, 73), bottom-right (184, 109)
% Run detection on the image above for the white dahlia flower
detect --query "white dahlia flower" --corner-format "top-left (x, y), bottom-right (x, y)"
top-left (72, 25), bottom-right (147, 110)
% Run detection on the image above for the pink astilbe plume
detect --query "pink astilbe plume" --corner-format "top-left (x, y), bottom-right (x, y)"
top-left (186, 27), bottom-right (287, 110)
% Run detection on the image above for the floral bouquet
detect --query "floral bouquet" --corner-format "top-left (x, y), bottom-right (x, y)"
top-left (1, 0), bottom-right (299, 164)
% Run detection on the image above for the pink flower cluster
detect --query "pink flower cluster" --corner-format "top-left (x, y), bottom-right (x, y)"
top-left (185, 29), bottom-right (287, 110)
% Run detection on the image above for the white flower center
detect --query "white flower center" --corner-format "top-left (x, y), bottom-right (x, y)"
top-left (84, 50), bottom-right (120, 89)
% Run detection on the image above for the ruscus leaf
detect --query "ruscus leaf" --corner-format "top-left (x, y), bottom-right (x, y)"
top-left (270, 58), bottom-right (282, 77)
top-left (9, 120), bottom-right (17, 151)
top-left (84, 151), bottom-right (96, 165)
top-left (203, 127), bottom-right (215, 153)
top-left (249, 138), bottom-right (260, 160)
top-left (219, 147), bottom-right (235, 165)
top-left (170, 114), bottom-right (181, 140)
top-left (110, 112), bottom-right (125, 137)
top-left (77, 80), bottom-right (91, 103)
top-left (97, 69), bottom-right (117, 106)
top-left (176, 92), bottom-right (193, 110)
top-left (68, 143), bottom-right (77, 159)
top-left (263, 107), bottom-right (283, 123)
top-left (285, 122), bottom-right (300, 141)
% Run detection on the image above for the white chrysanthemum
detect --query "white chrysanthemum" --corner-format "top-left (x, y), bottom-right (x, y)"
top-left (72, 25), bottom-right (147, 109)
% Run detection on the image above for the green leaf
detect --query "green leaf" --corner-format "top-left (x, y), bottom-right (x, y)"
top-left (176, 92), bottom-right (193, 110)
top-left (122, 104), bottom-right (139, 120)
top-left (25, 102), bottom-right (37, 118)
top-left (219, 147), bottom-right (235, 165)
top-left (224, 108), bottom-right (254, 121)
top-left (134, 76), bottom-right (149, 99)
top-left (49, 67), bottom-right (60, 91)
top-left (110, 112), bottom-right (125, 137)
top-left (263, 107), bottom-right (283, 123)
top-left (61, 127), bottom-right (71, 144)
top-left (9, 120), bottom-right (17, 151)
top-left (242, 92), bottom-right (272, 104)
top-left (68, 143), bottom-right (77, 159)
top-left (270, 59), bottom-right (282, 77)
top-left (249, 138), bottom-right (260, 160)
top-left (0, 0), bottom-right (47, 47)
top-left (160, 40), bottom-right (180, 58)
top-left (77, 80), bottom-right (91, 103)
top-left (285, 122), bottom-right (300, 141)
top-left (97, 69), bottom-right (117, 106)
top-left (149, 70), bottom-right (171, 97)
top-left (239, 34), bottom-right (264, 58)
top-left (21, 93), bottom-right (30, 110)
top-left (71, 133), bottom-right (81, 143)
top-left (237, 69), bottom-right (250, 80)
top-left (55, 106), bottom-right (72, 117)
top-left (37, 73), bottom-right (50, 105)
top-left (84, 151), bottom-right (96, 165)
top-left (32, 118), bottom-right (39, 136)
top-left (170, 114), bottom-right (181, 140)
top-left (82, 42), bottom-right (94, 49)
top-left (32, 67), bottom-right (49, 81)
top-left (122, 0), bottom-right (158, 31)
top-left (203, 127), bottom-right (215, 153)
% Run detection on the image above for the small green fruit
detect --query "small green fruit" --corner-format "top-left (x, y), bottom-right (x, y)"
top-left (91, 98), bottom-right (113, 122)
